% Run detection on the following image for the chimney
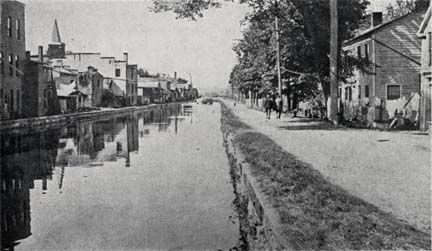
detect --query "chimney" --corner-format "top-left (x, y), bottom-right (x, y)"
top-left (123, 52), bottom-right (128, 63)
top-left (371, 12), bottom-right (383, 28)
top-left (414, 0), bottom-right (430, 10)
top-left (174, 71), bottom-right (177, 79)
top-left (38, 46), bottom-right (44, 62)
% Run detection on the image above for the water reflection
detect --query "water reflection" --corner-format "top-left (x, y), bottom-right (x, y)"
top-left (1, 105), bottom-right (187, 251)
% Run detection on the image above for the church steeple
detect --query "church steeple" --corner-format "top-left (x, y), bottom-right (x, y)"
top-left (52, 19), bottom-right (62, 44)
top-left (47, 19), bottom-right (65, 59)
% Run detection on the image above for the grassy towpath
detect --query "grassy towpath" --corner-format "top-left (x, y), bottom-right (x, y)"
top-left (220, 101), bottom-right (431, 250)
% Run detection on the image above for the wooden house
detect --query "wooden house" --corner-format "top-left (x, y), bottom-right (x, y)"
top-left (417, 3), bottom-right (432, 131)
top-left (340, 6), bottom-right (428, 126)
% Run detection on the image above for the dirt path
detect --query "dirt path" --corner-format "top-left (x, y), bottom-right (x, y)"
top-left (225, 99), bottom-right (431, 234)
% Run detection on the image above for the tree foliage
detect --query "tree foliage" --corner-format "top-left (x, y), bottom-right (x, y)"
top-left (385, 0), bottom-right (416, 21)
top-left (151, 0), bottom-right (223, 20)
top-left (152, 0), bottom-right (370, 104)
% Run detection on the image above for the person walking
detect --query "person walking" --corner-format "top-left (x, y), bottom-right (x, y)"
top-left (264, 94), bottom-right (273, 119)
top-left (275, 94), bottom-right (282, 119)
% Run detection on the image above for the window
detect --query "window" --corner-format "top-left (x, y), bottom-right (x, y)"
top-left (357, 46), bottom-right (362, 59)
top-left (364, 44), bottom-right (369, 62)
top-left (15, 55), bottom-right (19, 76)
top-left (16, 90), bottom-right (20, 112)
top-left (345, 87), bottom-right (348, 100)
top-left (10, 89), bottom-right (14, 111)
top-left (428, 32), bottom-right (431, 66)
top-left (8, 54), bottom-right (13, 76)
top-left (115, 69), bottom-right (121, 77)
top-left (7, 17), bottom-right (12, 37)
top-left (16, 19), bottom-right (20, 40)
top-left (348, 87), bottom-right (352, 101)
top-left (0, 52), bottom-right (4, 75)
top-left (387, 85), bottom-right (401, 100)
top-left (365, 85), bottom-right (369, 98)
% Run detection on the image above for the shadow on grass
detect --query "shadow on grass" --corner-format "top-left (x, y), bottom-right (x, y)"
top-left (277, 122), bottom-right (347, 131)
top-left (219, 101), bottom-right (431, 250)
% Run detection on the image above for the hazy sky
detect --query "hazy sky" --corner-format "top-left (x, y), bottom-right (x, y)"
top-left (22, 0), bottom-right (249, 91)
top-left (21, 0), bottom-right (392, 91)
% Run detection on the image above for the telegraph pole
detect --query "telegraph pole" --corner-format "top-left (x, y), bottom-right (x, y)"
top-left (275, 0), bottom-right (282, 98)
top-left (329, 0), bottom-right (339, 124)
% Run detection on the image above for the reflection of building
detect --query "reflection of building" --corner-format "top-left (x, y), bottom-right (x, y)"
top-left (127, 114), bottom-right (139, 153)
top-left (1, 130), bottom-right (60, 250)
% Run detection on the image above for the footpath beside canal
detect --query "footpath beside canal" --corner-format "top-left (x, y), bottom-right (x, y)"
top-left (219, 101), bottom-right (431, 250)
top-left (0, 103), bottom-right (182, 132)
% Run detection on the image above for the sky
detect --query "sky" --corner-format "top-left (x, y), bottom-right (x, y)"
top-left (21, 0), bottom-right (250, 92)
top-left (21, 0), bottom-right (393, 92)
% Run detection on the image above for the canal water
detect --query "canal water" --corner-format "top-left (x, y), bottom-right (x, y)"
top-left (1, 103), bottom-right (241, 251)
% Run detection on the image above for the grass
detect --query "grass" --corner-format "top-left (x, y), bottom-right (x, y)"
top-left (220, 102), bottom-right (431, 250)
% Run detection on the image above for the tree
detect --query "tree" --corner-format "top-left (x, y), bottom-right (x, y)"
top-left (151, 0), bottom-right (222, 20)
top-left (153, 0), bottom-right (370, 107)
top-left (385, 0), bottom-right (416, 21)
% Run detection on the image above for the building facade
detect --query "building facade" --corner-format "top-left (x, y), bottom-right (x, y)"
top-left (62, 52), bottom-right (133, 104)
top-left (23, 48), bottom-right (59, 118)
top-left (1, 0), bottom-right (25, 119)
top-left (76, 66), bottom-right (104, 107)
top-left (126, 64), bottom-right (138, 106)
top-left (417, 4), bottom-right (432, 131)
top-left (340, 8), bottom-right (427, 125)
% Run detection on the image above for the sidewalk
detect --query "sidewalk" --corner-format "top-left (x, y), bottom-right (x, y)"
top-left (225, 99), bottom-right (431, 233)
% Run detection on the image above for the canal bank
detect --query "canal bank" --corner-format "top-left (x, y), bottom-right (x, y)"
top-left (219, 101), bottom-right (431, 250)
top-left (0, 102), bottom-right (184, 132)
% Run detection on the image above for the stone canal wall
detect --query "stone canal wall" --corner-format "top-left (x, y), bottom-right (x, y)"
top-left (223, 132), bottom-right (295, 250)
top-left (0, 103), bottom-right (183, 132)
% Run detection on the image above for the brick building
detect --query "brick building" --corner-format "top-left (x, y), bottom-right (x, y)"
top-left (0, 0), bottom-right (25, 119)
top-left (340, 5), bottom-right (428, 125)
top-left (417, 3), bottom-right (432, 131)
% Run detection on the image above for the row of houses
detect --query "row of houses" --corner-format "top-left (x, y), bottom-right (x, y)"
top-left (339, 0), bottom-right (431, 131)
top-left (0, 0), bottom-right (199, 120)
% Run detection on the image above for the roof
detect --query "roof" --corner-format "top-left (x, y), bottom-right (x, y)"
top-left (1, 0), bottom-right (25, 7)
top-left (105, 80), bottom-right (125, 97)
top-left (65, 52), bottom-right (101, 56)
top-left (418, 5), bottom-right (432, 36)
top-left (53, 66), bottom-right (77, 75)
top-left (343, 9), bottom-right (427, 46)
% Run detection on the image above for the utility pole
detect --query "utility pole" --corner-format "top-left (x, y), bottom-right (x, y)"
top-left (329, 0), bottom-right (339, 124)
top-left (275, 0), bottom-right (282, 98)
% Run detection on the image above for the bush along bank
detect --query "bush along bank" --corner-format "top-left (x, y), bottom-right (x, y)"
top-left (219, 102), bottom-right (431, 250)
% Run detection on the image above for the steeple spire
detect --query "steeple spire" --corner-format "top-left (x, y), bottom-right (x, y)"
top-left (52, 19), bottom-right (62, 44)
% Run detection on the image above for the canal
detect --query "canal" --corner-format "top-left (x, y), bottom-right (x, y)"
top-left (1, 103), bottom-right (241, 251)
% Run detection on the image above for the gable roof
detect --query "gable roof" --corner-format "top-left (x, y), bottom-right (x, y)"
top-left (418, 5), bottom-right (432, 36)
top-left (343, 9), bottom-right (426, 47)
